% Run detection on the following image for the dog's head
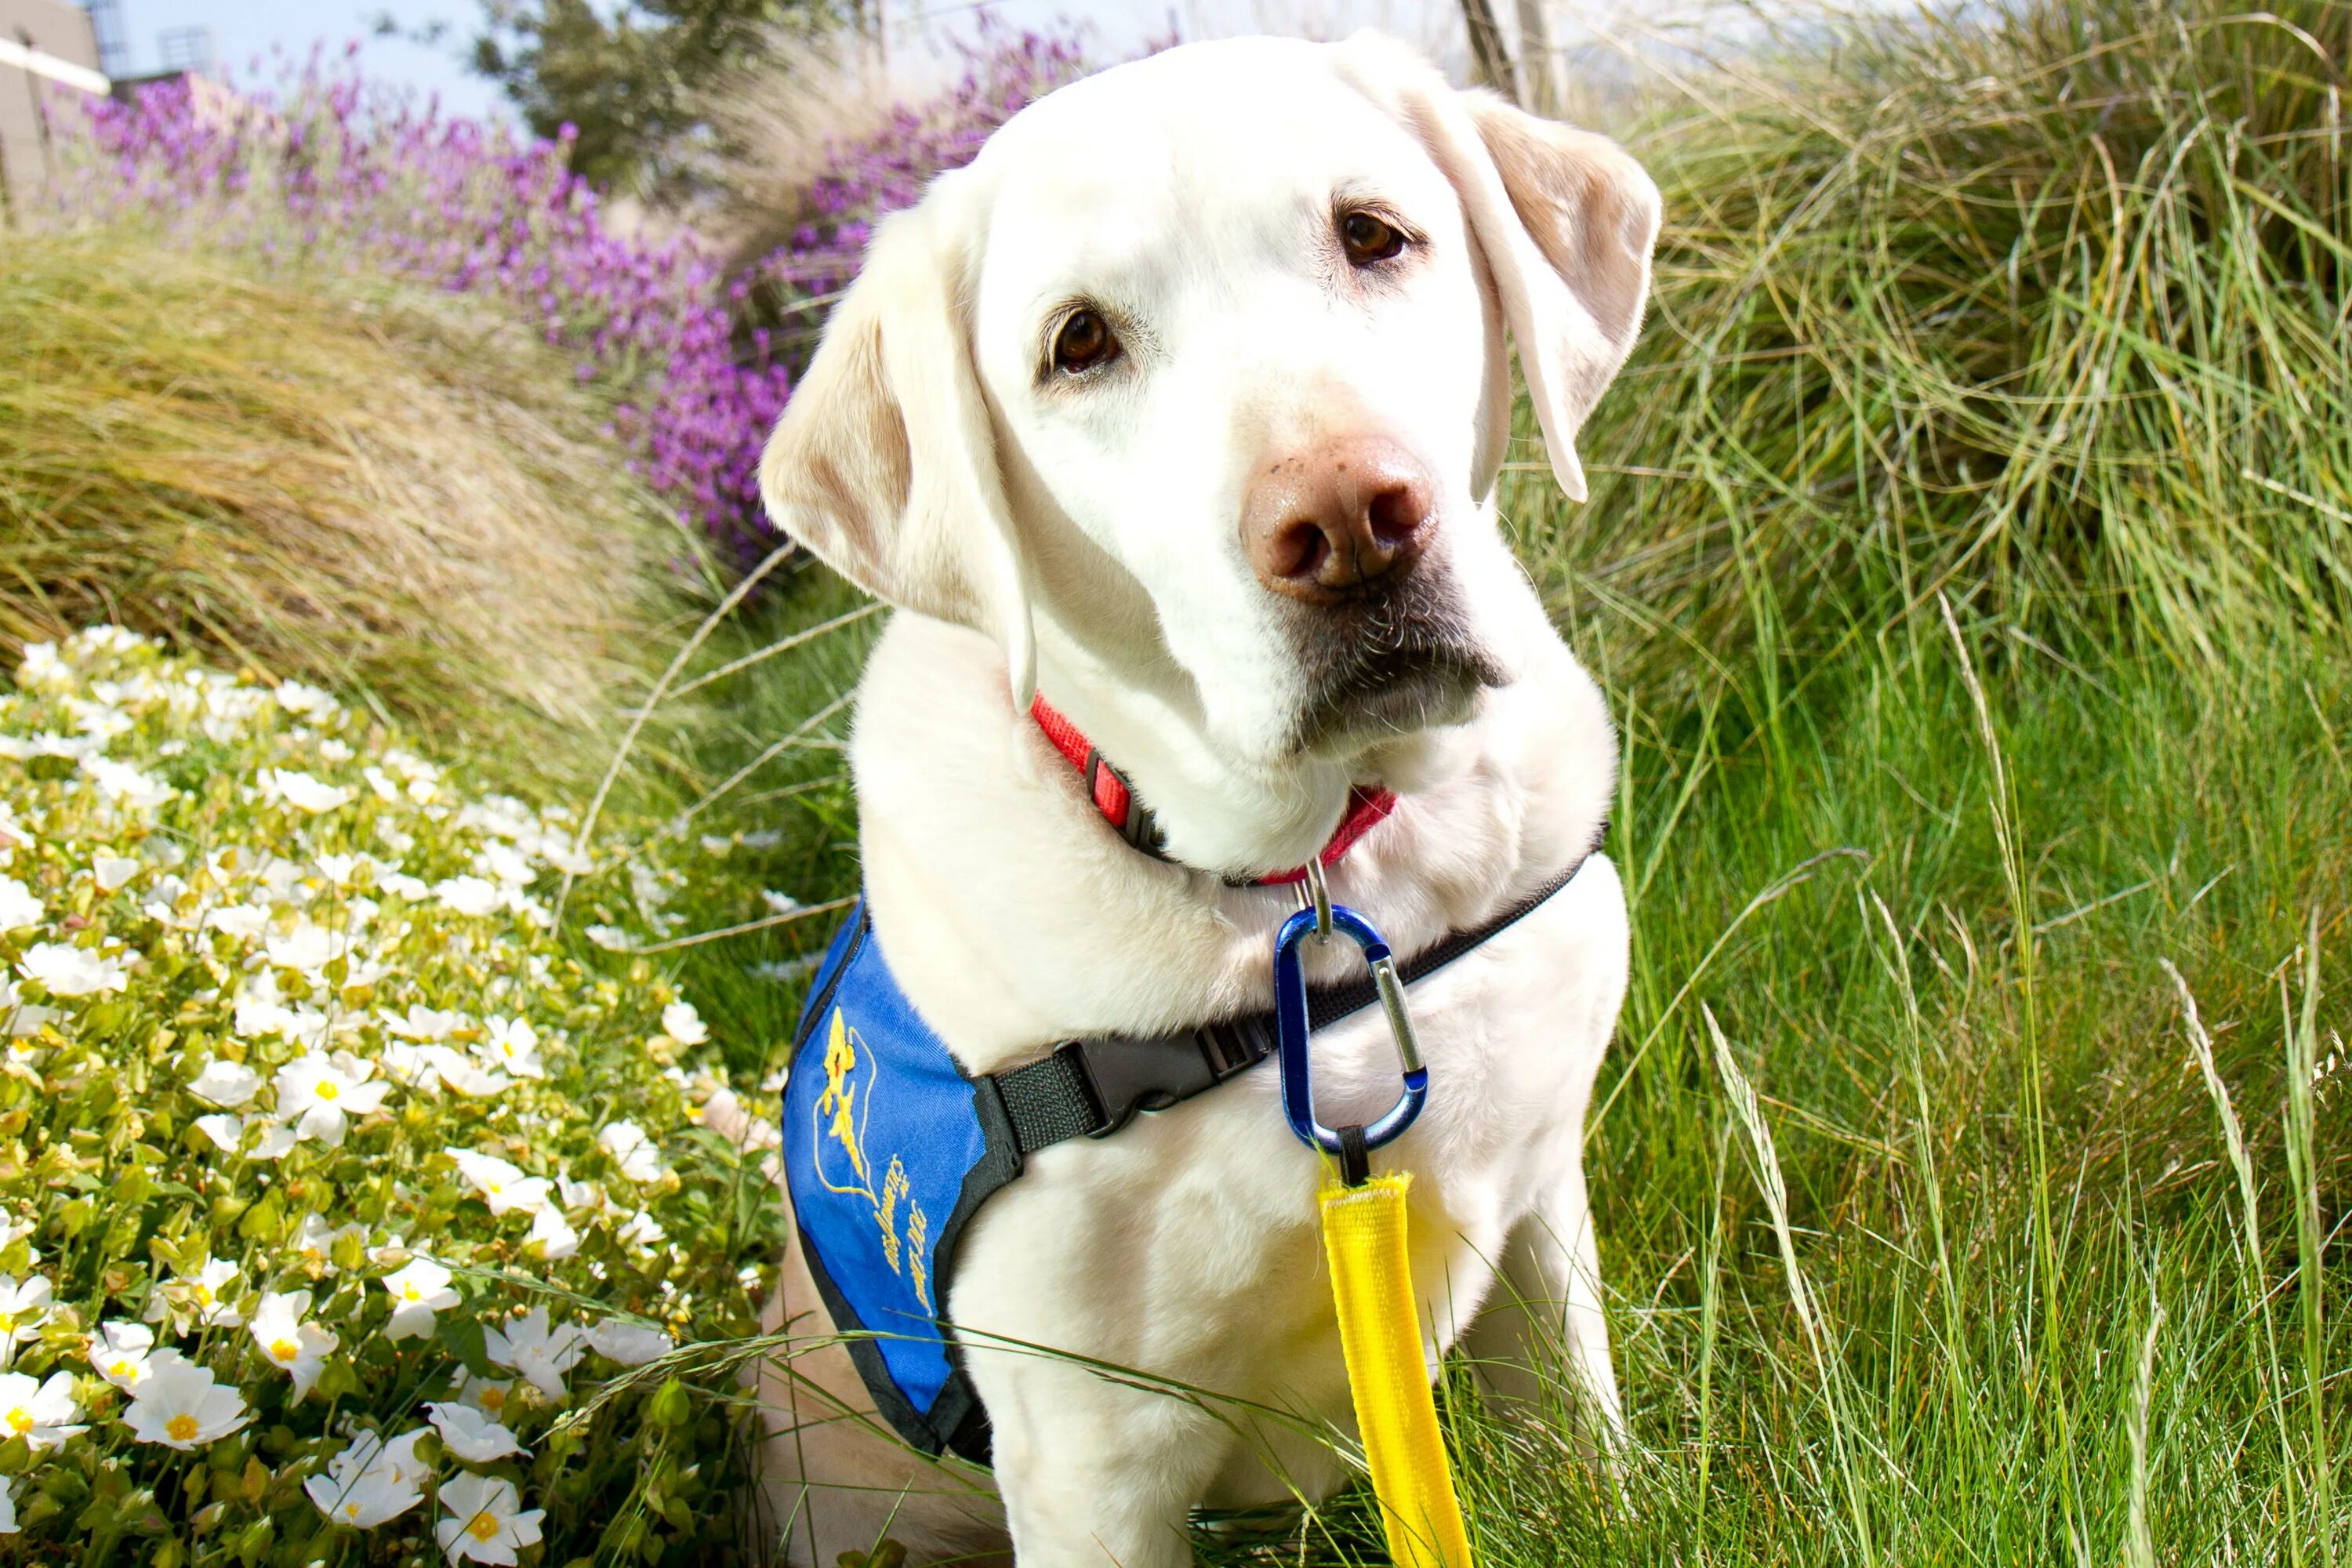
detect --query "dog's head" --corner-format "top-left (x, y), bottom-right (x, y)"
top-left (761, 34), bottom-right (1658, 768)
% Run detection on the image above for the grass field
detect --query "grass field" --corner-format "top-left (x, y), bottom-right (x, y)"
top-left (0, 0), bottom-right (2343, 1559)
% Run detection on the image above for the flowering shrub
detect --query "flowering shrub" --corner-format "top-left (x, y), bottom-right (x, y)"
top-left (0, 627), bottom-right (782, 1560)
top-left (50, 58), bottom-right (793, 568)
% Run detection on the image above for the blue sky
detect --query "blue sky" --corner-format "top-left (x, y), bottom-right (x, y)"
top-left (113, 1), bottom-right (510, 119)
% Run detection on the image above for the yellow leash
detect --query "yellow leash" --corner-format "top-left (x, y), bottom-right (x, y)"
top-left (1322, 1172), bottom-right (1474, 1568)
top-left (1275, 863), bottom-right (1475, 1568)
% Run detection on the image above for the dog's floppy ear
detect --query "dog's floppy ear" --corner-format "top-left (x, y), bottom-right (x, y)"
top-left (1336, 34), bottom-right (1661, 502)
top-left (758, 180), bottom-right (1036, 706)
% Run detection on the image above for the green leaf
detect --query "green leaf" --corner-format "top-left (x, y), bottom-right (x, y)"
top-left (437, 1312), bottom-right (495, 1376)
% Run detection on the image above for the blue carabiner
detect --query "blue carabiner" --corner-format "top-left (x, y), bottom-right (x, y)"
top-left (1272, 902), bottom-right (1428, 1156)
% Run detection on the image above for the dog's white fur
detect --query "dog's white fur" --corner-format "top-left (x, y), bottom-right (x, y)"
top-left (752, 33), bottom-right (1660, 1568)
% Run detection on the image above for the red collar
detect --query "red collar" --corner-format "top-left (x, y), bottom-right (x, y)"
top-left (1029, 695), bottom-right (1397, 886)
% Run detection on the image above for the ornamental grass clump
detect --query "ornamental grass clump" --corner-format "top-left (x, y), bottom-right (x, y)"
top-left (1533, 0), bottom-right (2352, 708)
top-left (0, 626), bottom-right (782, 1561)
top-left (0, 229), bottom-right (674, 780)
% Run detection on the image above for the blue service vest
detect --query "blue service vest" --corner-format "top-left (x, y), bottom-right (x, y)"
top-left (781, 849), bottom-right (1595, 1463)
top-left (782, 901), bottom-right (1015, 1461)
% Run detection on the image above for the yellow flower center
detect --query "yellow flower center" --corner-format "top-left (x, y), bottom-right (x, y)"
top-left (478, 1386), bottom-right (506, 1415)
top-left (5, 1408), bottom-right (28, 1435)
top-left (270, 1338), bottom-right (299, 1363)
top-left (194, 1286), bottom-right (213, 1304)
top-left (316, 1080), bottom-right (339, 1102)
top-left (467, 1512), bottom-right (502, 1542)
top-left (401, 1284), bottom-right (422, 1301)
top-left (166, 1413), bottom-right (199, 1443)
top-left (107, 1357), bottom-right (135, 1378)
top-left (343, 1502), bottom-right (363, 1523)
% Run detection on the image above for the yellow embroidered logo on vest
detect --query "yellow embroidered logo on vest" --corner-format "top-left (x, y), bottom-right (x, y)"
top-left (809, 1005), bottom-right (933, 1311)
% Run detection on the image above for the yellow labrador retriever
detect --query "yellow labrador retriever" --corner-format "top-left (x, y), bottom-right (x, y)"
top-left (753, 31), bottom-right (1658, 1567)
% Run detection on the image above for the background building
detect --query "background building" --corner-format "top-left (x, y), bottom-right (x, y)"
top-left (0, 0), bottom-right (106, 214)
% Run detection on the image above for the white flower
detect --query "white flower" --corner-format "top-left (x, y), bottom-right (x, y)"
top-left (583, 1319), bottom-right (673, 1367)
top-left (422, 1047), bottom-right (510, 1098)
top-left (584, 924), bottom-right (630, 950)
top-left (0, 1475), bottom-right (16, 1534)
top-left (193, 1113), bottom-right (245, 1153)
top-left (18, 942), bottom-right (128, 997)
top-left (661, 1002), bottom-right (708, 1046)
top-left (92, 855), bottom-right (140, 893)
top-left (379, 871), bottom-right (430, 901)
top-left (194, 1259), bottom-right (244, 1323)
top-left (204, 903), bottom-right (270, 941)
top-left (274, 1053), bottom-right (390, 1147)
top-left (0, 1370), bottom-right (82, 1450)
top-left (15, 641), bottom-right (64, 688)
top-left (615, 1210), bottom-right (666, 1250)
top-left (234, 978), bottom-right (331, 1048)
top-left (0, 878), bottom-right (40, 931)
top-left (186, 1059), bottom-right (263, 1109)
top-left (449, 1369), bottom-right (516, 1421)
top-left (481, 1307), bottom-right (584, 1399)
top-left (697, 1087), bottom-right (761, 1148)
top-left (383, 1004), bottom-right (466, 1041)
top-left (293, 1213), bottom-right (366, 1272)
top-left (477, 1016), bottom-right (545, 1079)
top-left (305, 1427), bottom-right (429, 1529)
top-left (88, 1321), bottom-right (173, 1392)
top-left (524, 1204), bottom-right (578, 1261)
top-left (380, 1257), bottom-right (459, 1341)
top-left (248, 1290), bottom-right (338, 1401)
top-left (122, 1359), bottom-right (247, 1450)
top-left (434, 876), bottom-right (501, 917)
top-left (265, 919), bottom-right (339, 975)
top-left (543, 843), bottom-right (593, 876)
top-left (0, 1274), bottom-right (50, 1344)
top-left (274, 681), bottom-right (338, 720)
top-left (81, 756), bottom-right (172, 810)
top-left (426, 1400), bottom-right (528, 1462)
top-left (262, 768), bottom-right (354, 814)
top-left (555, 1174), bottom-right (605, 1213)
top-left (474, 841), bottom-right (534, 887)
top-left (597, 1120), bottom-right (666, 1183)
top-left (0, 980), bottom-right (52, 1040)
top-left (436, 1472), bottom-right (544, 1566)
top-left (448, 1150), bottom-right (550, 1216)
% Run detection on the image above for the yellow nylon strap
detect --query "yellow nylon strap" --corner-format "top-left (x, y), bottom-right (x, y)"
top-left (1320, 1172), bottom-right (1474, 1568)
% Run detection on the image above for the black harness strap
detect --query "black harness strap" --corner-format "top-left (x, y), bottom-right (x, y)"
top-left (985, 851), bottom-right (1595, 1157)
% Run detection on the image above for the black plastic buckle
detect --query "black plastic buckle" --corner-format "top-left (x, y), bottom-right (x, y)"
top-left (1063, 1034), bottom-right (1214, 1139)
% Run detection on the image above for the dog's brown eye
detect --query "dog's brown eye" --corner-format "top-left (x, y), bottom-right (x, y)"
top-left (1053, 309), bottom-right (1118, 374)
top-left (1341, 212), bottom-right (1406, 264)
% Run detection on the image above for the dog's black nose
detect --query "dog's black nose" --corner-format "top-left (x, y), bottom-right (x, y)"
top-left (1240, 436), bottom-right (1433, 603)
